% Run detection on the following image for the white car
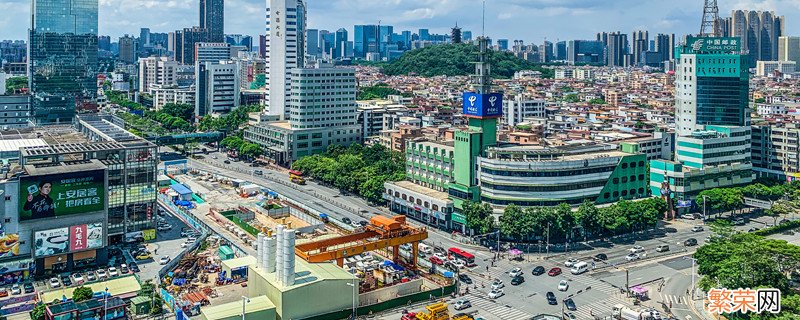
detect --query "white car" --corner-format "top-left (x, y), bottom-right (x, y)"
top-left (96, 269), bottom-right (108, 279)
top-left (108, 267), bottom-right (118, 277)
top-left (453, 299), bottom-right (471, 310)
top-left (434, 252), bottom-right (447, 260)
top-left (488, 289), bottom-right (504, 299)
top-left (558, 280), bottom-right (569, 291)
top-left (491, 279), bottom-right (504, 290)
top-left (157, 225), bottom-right (172, 231)
top-left (49, 278), bottom-right (61, 288)
top-left (565, 258), bottom-right (579, 267)
top-left (451, 259), bottom-right (466, 269)
top-left (626, 253), bottom-right (641, 261)
top-left (71, 273), bottom-right (84, 284)
top-left (681, 214), bottom-right (696, 220)
top-left (11, 284), bottom-right (21, 295)
top-left (159, 255), bottom-right (171, 265)
top-left (629, 246), bottom-right (645, 253)
top-left (509, 267), bottom-right (523, 277)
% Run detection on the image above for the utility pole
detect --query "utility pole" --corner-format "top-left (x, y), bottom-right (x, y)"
top-left (625, 269), bottom-right (630, 297)
top-left (702, 195), bottom-right (708, 221)
top-left (546, 223), bottom-right (550, 255)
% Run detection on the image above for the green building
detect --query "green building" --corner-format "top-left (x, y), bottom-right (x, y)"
top-left (405, 140), bottom-right (455, 192)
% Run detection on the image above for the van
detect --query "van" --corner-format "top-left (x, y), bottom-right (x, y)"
top-left (418, 243), bottom-right (433, 255)
top-left (570, 261), bottom-right (589, 274)
top-left (254, 170), bottom-right (263, 175)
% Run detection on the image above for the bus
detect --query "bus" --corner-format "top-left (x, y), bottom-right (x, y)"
top-left (289, 170), bottom-right (305, 185)
top-left (448, 247), bottom-right (475, 266)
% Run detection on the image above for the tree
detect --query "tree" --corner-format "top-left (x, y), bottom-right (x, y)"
top-left (499, 204), bottom-right (531, 240)
top-left (161, 103), bottom-right (194, 121)
top-left (31, 303), bottom-right (46, 320)
top-left (5, 76), bottom-right (27, 93)
top-left (588, 98), bottom-right (606, 105)
top-left (72, 286), bottom-right (94, 302)
top-left (462, 201), bottom-right (495, 234)
top-left (574, 200), bottom-right (603, 239)
top-left (563, 94), bottom-right (580, 103)
top-left (357, 83), bottom-right (403, 100)
top-left (238, 143), bottom-right (263, 159)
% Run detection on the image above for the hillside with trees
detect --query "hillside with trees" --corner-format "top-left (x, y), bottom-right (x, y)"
top-left (378, 43), bottom-right (554, 78)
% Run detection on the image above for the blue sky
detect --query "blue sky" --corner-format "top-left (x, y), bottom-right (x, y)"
top-left (1, 0), bottom-right (798, 42)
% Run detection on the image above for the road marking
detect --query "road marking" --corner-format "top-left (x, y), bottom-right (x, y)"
top-left (467, 294), bottom-right (532, 320)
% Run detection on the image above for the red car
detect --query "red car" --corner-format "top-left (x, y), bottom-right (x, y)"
top-left (429, 256), bottom-right (444, 265)
top-left (548, 267), bottom-right (562, 276)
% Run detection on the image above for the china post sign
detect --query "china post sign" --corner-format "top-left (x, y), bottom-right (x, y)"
top-left (462, 92), bottom-right (503, 118)
top-left (688, 36), bottom-right (740, 53)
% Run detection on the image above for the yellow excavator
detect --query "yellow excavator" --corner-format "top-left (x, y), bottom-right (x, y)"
top-left (404, 302), bottom-right (473, 320)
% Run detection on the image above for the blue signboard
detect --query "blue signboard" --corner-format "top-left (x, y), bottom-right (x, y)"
top-left (462, 92), bottom-right (503, 118)
top-left (676, 200), bottom-right (693, 208)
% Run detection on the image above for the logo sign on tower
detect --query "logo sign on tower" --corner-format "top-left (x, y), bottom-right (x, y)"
top-left (687, 36), bottom-right (740, 53)
top-left (462, 92), bottom-right (503, 118)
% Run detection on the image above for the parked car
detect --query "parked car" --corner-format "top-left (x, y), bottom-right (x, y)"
top-left (458, 274), bottom-right (473, 285)
top-left (159, 255), bottom-right (171, 265)
top-left (548, 267), bottom-right (562, 276)
top-left (656, 245), bottom-right (670, 252)
top-left (358, 220), bottom-right (368, 227)
top-left (488, 289), bottom-right (504, 299)
top-left (692, 225), bottom-right (704, 232)
top-left (135, 253), bottom-right (152, 260)
top-left (86, 272), bottom-right (97, 282)
top-left (511, 276), bottom-right (525, 286)
top-left (508, 267), bottom-right (523, 277)
top-left (564, 298), bottom-right (577, 311)
top-left (684, 238), bottom-right (698, 246)
top-left (49, 278), bottom-right (61, 288)
top-left (454, 299), bottom-right (471, 310)
top-left (71, 273), bottom-right (84, 284)
top-left (546, 291), bottom-right (558, 305)
top-left (96, 269), bottom-right (108, 279)
top-left (10, 284), bottom-right (21, 295)
top-left (108, 266), bottom-right (119, 277)
top-left (532, 266), bottom-right (545, 276)
top-left (564, 258), bottom-right (579, 267)
top-left (748, 227), bottom-right (761, 232)
top-left (731, 217), bottom-right (746, 225)
top-left (0, 289), bottom-right (8, 298)
top-left (23, 283), bottom-right (34, 293)
top-left (129, 262), bottom-right (140, 273)
top-left (120, 264), bottom-right (129, 274)
top-left (61, 275), bottom-right (72, 287)
top-left (681, 214), bottom-right (696, 220)
top-left (593, 253), bottom-right (608, 261)
top-left (558, 280), bottom-right (569, 291)
top-left (491, 279), bottom-right (504, 290)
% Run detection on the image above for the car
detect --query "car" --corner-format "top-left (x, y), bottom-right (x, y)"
top-left (341, 217), bottom-right (352, 225)
top-left (548, 267), bottom-right (562, 276)
top-left (434, 252), bottom-right (448, 261)
top-left (684, 238), bottom-right (698, 246)
top-left (181, 241), bottom-right (194, 248)
top-left (96, 269), bottom-right (108, 279)
top-left (565, 313), bottom-right (577, 320)
top-left (692, 225), bottom-right (704, 232)
top-left (23, 283), bottom-right (34, 293)
top-left (86, 273), bottom-right (97, 282)
top-left (0, 289), bottom-right (8, 298)
top-left (487, 289), bottom-right (504, 299)
top-left (656, 245), bottom-right (670, 252)
top-left (748, 227), bottom-right (760, 232)
top-left (429, 256), bottom-right (444, 265)
top-left (546, 291), bottom-right (557, 305)
top-left (157, 225), bottom-right (172, 231)
top-left (681, 214), bottom-right (696, 220)
top-left (593, 253), bottom-right (608, 261)
top-left (61, 275), bottom-right (72, 287)
top-left (399, 243), bottom-right (411, 251)
top-left (731, 217), bottom-right (746, 225)
top-left (49, 278), bottom-right (61, 288)
top-left (350, 221), bottom-right (362, 228)
top-left (558, 280), bottom-right (569, 291)
top-left (108, 266), bottom-right (118, 277)
top-left (508, 267), bottom-right (523, 277)
top-left (120, 264), bottom-right (129, 274)
top-left (129, 262), bottom-right (140, 273)
top-left (180, 230), bottom-right (195, 237)
top-left (159, 255), bottom-right (171, 265)
top-left (358, 220), bottom-right (368, 227)
top-left (491, 279), bottom-right (504, 290)
top-left (451, 259), bottom-right (466, 269)
top-left (453, 299), bottom-right (471, 310)
top-left (458, 274), bottom-right (473, 285)
top-left (223, 160), bottom-right (231, 164)
top-left (626, 253), bottom-right (641, 261)
top-left (135, 253), bottom-right (152, 260)
top-left (211, 155), bottom-right (218, 159)
top-left (629, 245), bottom-right (645, 253)
top-left (564, 298), bottom-right (577, 311)
top-left (565, 258), bottom-right (579, 267)
top-left (532, 266), bottom-right (545, 276)
top-left (71, 273), bottom-right (84, 284)
top-left (510, 276), bottom-right (525, 286)
top-left (10, 284), bottom-right (21, 295)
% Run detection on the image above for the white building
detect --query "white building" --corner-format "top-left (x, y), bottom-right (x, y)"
top-left (151, 84), bottom-right (195, 110)
top-left (195, 42), bottom-right (231, 64)
top-left (555, 69), bottom-right (573, 79)
top-left (756, 104), bottom-right (787, 116)
top-left (265, 0), bottom-right (306, 118)
top-left (574, 68), bottom-right (595, 80)
top-left (195, 61), bottom-right (240, 116)
top-left (778, 36), bottom-right (800, 65)
top-left (756, 60), bottom-right (797, 76)
top-left (505, 95), bottom-right (545, 127)
top-left (138, 57), bottom-right (179, 94)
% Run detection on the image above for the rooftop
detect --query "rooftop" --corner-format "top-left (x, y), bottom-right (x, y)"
top-left (0, 138), bottom-right (47, 153)
top-left (388, 180), bottom-right (451, 201)
top-left (201, 295), bottom-right (275, 320)
top-left (249, 256), bottom-right (355, 292)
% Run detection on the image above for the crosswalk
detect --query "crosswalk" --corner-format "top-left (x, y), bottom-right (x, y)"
top-left (661, 293), bottom-right (688, 305)
top-left (570, 294), bottom-right (629, 319)
top-left (568, 274), bottom-right (619, 295)
top-left (466, 293), bottom-right (532, 320)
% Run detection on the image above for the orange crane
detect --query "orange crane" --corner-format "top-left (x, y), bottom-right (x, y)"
top-left (294, 215), bottom-right (428, 267)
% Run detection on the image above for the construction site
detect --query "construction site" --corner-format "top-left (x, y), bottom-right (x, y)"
top-left (157, 168), bottom-right (460, 320)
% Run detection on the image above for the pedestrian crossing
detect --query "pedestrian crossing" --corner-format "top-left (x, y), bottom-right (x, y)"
top-left (467, 293), bottom-right (532, 320)
top-left (570, 294), bottom-right (630, 319)
top-left (661, 293), bottom-right (688, 305)
top-left (567, 274), bottom-right (620, 295)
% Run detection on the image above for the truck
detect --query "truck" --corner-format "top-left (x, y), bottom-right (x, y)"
top-left (612, 304), bottom-right (662, 320)
top-left (289, 170), bottom-right (306, 184)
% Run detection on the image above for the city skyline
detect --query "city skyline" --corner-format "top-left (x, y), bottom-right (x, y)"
top-left (1, 0), bottom-right (799, 43)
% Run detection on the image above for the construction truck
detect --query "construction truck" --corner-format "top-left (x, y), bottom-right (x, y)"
top-left (289, 170), bottom-right (306, 185)
top-left (612, 304), bottom-right (662, 320)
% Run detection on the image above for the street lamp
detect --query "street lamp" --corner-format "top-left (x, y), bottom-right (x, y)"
top-left (103, 287), bottom-right (109, 320)
top-left (241, 296), bottom-right (250, 320)
top-left (346, 279), bottom-right (358, 319)
top-left (701, 195), bottom-right (709, 221)
top-left (684, 257), bottom-right (698, 300)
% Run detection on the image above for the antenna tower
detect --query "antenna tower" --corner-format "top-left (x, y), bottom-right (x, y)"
top-left (700, 0), bottom-right (720, 36)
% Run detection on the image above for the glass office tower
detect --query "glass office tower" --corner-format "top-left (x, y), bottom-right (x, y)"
top-left (29, 0), bottom-right (99, 124)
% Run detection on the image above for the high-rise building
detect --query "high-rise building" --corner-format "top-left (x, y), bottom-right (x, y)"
top-left (655, 33), bottom-right (676, 65)
top-left (174, 27), bottom-right (208, 65)
top-left (200, 0), bottom-right (224, 42)
top-left (567, 40), bottom-right (604, 64)
top-left (631, 30), bottom-right (648, 67)
top-left (539, 41), bottom-right (553, 63)
top-left (462, 31), bottom-right (472, 42)
top-left (139, 28), bottom-right (151, 46)
top-left (259, 34), bottom-right (267, 58)
top-left (118, 35), bottom-right (138, 64)
top-left (138, 57), bottom-right (179, 93)
top-left (555, 41), bottom-right (567, 60)
top-left (29, 0), bottom-right (98, 124)
top-left (354, 25), bottom-right (377, 58)
top-left (265, 0), bottom-right (307, 118)
top-left (505, 95), bottom-right (545, 127)
top-left (451, 25), bottom-right (462, 44)
top-left (195, 42), bottom-right (231, 64)
top-left (778, 36), bottom-right (800, 65)
top-left (730, 10), bottom-right (785, 67)
top-left (418, 29), bottom-right (430, 41)
top-left (306, 29), bottom-right (320, 57)
top-left (497, 39), bottom-right (509, 51)
top-left (196, 61), bottom-right (239, 116)
top-left (225, 34), bottom-right (253, 51)
top-left (334, 28), bottom-right (348, 59)
top-left (598, 31), bottom-right (627, 67)
top-left (98, 35), bottom-right (111, 51)
top-left (651, 35), bottom-right (753, 200)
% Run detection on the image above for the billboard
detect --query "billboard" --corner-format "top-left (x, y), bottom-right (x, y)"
top-left (0, 233), bottom-right (20, 258)
top-left (19, 170), bottom-right (106, 221)
top-left (687, 36), bottom-right (741, 53)
top-left (34, 228), bottom-right (69, 257)
top-left (69, 222), bottom-right (103, 252)
top-left (462, 92), bottom-right (503, 118)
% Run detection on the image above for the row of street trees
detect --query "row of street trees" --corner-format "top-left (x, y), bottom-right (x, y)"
top-left (696, 181), bottom-right (800, 223)
top-left (220, 135), bottom-right (263, 160)
top-left (462, 198), bottom-right (667, 243)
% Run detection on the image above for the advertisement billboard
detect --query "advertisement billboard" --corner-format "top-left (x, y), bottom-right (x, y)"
top-left (34, 228), bottom-right (69, 257)
top-left (19, 170), bottom-right (106, 221)
top-left (0, 233), bottom-right (20, 258)
top-left (69, 222), bottom-right (103, 252)
top-left (462, 92), bottom-right (503, 118)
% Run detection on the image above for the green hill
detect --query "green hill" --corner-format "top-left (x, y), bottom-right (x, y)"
top-left (378, 43), bottom-right (553, 78)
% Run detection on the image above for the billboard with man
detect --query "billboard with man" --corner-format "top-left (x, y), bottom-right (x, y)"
top-left (18, 170), bottom-right (106, 221)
